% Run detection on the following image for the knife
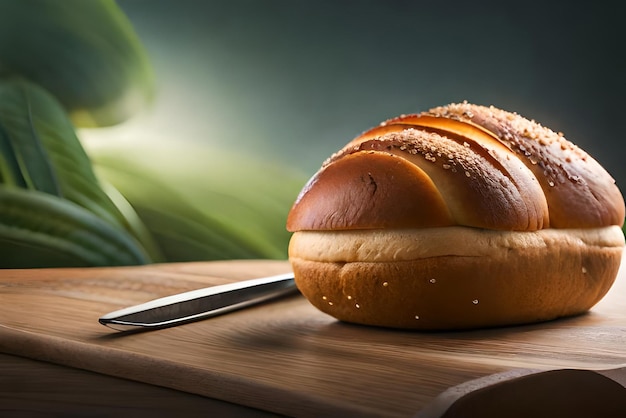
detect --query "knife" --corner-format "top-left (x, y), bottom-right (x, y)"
top-left (99, 273), bottom-right (297, 331)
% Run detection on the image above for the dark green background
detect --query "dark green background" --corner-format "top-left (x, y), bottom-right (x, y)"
top-left (115, 0), bottom-right (625, 187)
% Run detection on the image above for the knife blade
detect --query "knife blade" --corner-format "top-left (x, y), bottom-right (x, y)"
top-left (99, 273), bottom-right (297, 331)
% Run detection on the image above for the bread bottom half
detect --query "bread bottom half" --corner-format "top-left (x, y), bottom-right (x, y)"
top-left (288, 226), bottom-right (625, 330)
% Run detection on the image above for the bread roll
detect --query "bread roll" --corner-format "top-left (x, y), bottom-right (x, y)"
top-left (286, 102), bottom-right (625, 330)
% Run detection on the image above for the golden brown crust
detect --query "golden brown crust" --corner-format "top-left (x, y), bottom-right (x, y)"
top-left (286, 151), bottom-right (454, 230)
top-left (286, 102), bottom-right (626, 329)
top-left (424, 103), bottom-right (625, 228)
top-left (287, 103), bottom-right (625, 232)
top-left (289, 227), bottom-right (624, 330)
top-left (287, 127), bottom-right (550, 231)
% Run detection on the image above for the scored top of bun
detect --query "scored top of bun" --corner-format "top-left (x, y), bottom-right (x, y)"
top-left (287, 102), bottom-right (625, 232)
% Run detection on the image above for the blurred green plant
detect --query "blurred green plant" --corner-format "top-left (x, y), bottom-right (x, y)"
top-left (91, 141), bottom-right (303, 261)
top-left (0, 75), bottom-right (159, 267)
top-left (0, 0), bottom-right (154, 127)
top-left (0, 0), bottom-right (305, 268)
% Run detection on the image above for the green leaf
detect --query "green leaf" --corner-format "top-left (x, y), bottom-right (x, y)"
top-left (89, 140), bottom-right (308, 261)
top-left (0, 77), bottom-right (162, 263)
top-left (0, 0), bottom-right (154, 127)
top-left (0, 186), bottom-right (150, 268)
top-left (0, 78), bottom-right (95, 196)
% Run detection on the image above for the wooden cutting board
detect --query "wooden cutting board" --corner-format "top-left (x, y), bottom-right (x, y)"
top-left (1, 258), bottom-right (626, 417)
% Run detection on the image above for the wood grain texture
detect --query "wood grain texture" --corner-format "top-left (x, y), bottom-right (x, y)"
top-left (1, 258), bottom-right (626, 417)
